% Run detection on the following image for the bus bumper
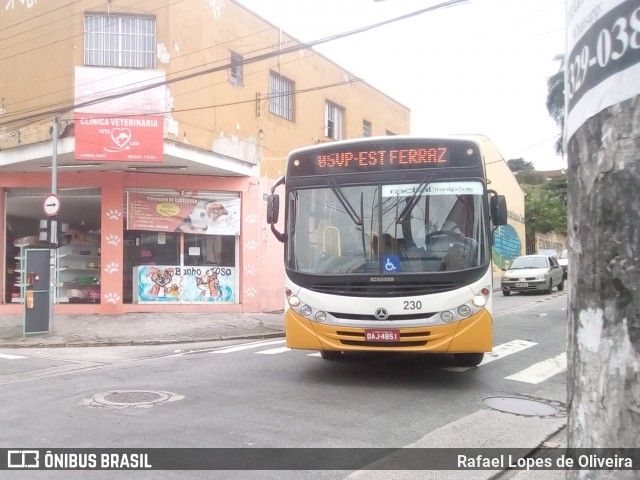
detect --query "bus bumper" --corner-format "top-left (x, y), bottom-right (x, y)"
top-left (284, 309), bottom-right (492, 353)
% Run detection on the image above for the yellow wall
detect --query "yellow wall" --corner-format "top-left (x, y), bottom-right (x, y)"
top-left (0, 0), bottom-right (410, 173)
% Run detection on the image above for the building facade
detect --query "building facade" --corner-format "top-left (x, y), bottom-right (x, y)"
top-left (0, 0), bottom-right (410, 315)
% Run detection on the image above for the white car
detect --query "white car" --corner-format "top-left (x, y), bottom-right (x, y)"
top-left (501, 254), bottom-right (565, 296)
top-left (558, 249), bottom-right (568, 279)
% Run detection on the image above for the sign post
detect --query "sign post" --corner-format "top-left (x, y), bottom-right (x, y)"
top-left (43, 194), bottom-right (60, 217)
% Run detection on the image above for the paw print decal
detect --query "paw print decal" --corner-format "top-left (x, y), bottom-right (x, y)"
top-left (245, 240), bottom-right (257, 251)
top-left (106, 234), bottom-right (120, 246)
top-left (106, 209), bottom-right (122, 220)
top-left (104, 262), bottom-right (119, 274)
top-left (244, 264), bottom-right (257, 275)
top-left (245, 287), bottom-right (257, 297)
top-left (245, 213), bottom-right (258, 224)
top-left (105, 293), bottom-right (120, 304)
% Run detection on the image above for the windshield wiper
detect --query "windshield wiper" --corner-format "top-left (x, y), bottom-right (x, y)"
top-left (329, 181), bottom-right (363, 227)
top-left (397, 174), bottom-right (433, 223)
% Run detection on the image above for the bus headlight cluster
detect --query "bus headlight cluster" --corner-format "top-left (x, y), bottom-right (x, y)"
top-left (439, 286), bottom-right (490, 324)
top-left (287, 295), bottom-right (328, 323)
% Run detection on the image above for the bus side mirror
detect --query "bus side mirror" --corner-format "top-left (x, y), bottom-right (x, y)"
top-left (490, 194), bottom-right (508, 226)
top-left (266, 194), bottom-right (286, 243)
top-left (267, 194), bottom-right (279, 224)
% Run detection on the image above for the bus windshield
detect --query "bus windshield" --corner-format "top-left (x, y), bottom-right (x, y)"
top-left (286, 180), bottom-right (488, 275)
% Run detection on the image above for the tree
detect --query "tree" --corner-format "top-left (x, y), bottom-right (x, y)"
top-left (507, 157), bottom-right (535, 173)
top-left (546, 55), bottom-right (565, 156)
top-left (522, 184), bottom-right (567, 244)
top-left (566, 95), bottom-right (640, 477)
top-left (542, 173), bottom-right (567, 207)
top-left (507, 157), bottom-right (546, 185)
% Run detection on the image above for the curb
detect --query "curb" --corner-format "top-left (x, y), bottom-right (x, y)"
top-left (0, 331), bottom-right (286, 349)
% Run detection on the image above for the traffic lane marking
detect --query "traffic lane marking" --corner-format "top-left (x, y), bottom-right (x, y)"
top-left (212, 339), bottom-right (286, 354)
top-left (255, 346), bottom-right (291, 355)
top-left (505, 352), bottom-right (567, 384)
top-left (443, 339), bottom-right (538, 372)
top-left (0, 353), bottom-right (27, 359)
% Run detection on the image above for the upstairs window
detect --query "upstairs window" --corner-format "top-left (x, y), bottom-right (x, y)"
top-left (325, 101), bottom-right (344, 140)
top-left (229, 51), bottom-right (243, 87)
top-left (84, 14), bottom-right (156, 68)
top-left (269, 71), bottom-right (294, 120)
top-left (363, 119), bottom-right (372, 137)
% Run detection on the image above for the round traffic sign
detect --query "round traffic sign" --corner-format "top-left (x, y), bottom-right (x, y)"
top-left (43, 194), bottom-right (61, 216)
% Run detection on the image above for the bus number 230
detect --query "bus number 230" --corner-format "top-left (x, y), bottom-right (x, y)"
top-left (404, 300), bottom-right (422, 310)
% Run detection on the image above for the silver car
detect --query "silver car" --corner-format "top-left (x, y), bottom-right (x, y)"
top-left (501, 254), bottom-right (565, 296)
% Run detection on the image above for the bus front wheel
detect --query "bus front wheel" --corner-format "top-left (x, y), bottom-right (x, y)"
top-left (320, 350), bottom-right (342, 360)
top-left (454, 352), bottom-right (484, 367)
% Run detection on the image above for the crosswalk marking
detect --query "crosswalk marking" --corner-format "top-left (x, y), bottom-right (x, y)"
top-left (442, 339), bottom-right (538, 372)
top-left (255, 346), bottom-right (291, 355)
top-left (0, 353), bottom-right (26, 360)
top-left (210, 338), bottom-right (565, 385)
top-left (212, 339), bottom-right (286, 354)
top-left (506, 352), bottom-right (567, 384)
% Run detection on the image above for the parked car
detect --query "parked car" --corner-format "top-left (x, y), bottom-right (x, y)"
top-left (501, 254), bottom-right (565, 296)
top-left (558, 249), bottom-right (569, 279)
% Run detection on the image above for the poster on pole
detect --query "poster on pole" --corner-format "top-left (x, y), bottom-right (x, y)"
top-left (564, 0), bottom-right (640, 143)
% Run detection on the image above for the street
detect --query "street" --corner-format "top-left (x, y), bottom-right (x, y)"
top-left (0, 290), bottom-right (569, 479)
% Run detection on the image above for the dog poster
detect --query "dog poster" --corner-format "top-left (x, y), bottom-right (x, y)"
top-left (135, 265), bottom-right (235, 303)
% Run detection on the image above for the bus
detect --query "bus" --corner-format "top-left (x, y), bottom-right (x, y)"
top-left (266, 135), bottom-right (507, 366)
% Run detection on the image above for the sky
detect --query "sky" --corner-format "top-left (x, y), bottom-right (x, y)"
top-left (236, 0), bottom-right (566, 172)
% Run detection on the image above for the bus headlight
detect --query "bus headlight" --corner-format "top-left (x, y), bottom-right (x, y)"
top-left (472, 294), bottom-right (487, 307)
top-left (441, 311), bottom-right (455, 323)
top-left (299, 304), bottom-right (312, 317)
top-left (458, 304), bottom-right (472, 317)
top-left (288, 295), bottom-right (301, 307)
top-left (315, 311), bottom-right (327, 323)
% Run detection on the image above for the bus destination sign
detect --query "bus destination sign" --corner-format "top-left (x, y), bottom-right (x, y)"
top-left (289, 140), bottom-right (481, 176)
top-left (317, 147), bottom-right (448, 170)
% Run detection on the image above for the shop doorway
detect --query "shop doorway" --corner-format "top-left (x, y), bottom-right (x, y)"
top-left (4, 188), bottom-right (101, 304)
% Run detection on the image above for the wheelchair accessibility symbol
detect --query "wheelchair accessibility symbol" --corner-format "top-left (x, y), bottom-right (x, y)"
top-left (383, 255), bottom-right (400, 272)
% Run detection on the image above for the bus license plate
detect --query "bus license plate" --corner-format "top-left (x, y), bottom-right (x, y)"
top-left (365, 329), bottom-right (400, 342)
top-left (515, 282), bottom-right (528, 287)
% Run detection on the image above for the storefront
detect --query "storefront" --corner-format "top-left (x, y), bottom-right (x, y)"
top-left (0, 145), bottom-right (281, 315)
top-left (125, 190), bottom-right (240, 305)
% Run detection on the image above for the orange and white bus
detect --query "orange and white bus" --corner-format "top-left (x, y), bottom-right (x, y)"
top-left (267, 135), bottom-right (507, 365)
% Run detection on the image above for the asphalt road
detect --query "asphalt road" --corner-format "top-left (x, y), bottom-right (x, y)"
top-left (0, 290), bottom-right (569, 479)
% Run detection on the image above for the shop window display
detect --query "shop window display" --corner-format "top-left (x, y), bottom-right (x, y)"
top-left (124, 231), bottom-right (237, 304)
top-left (4, 190), bottom-right (101, 305)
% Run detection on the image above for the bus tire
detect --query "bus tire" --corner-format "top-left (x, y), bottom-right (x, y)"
top-left (454, 352), bottom-right (484, 367)
top-left (502, 290), bottom-right (510, 296)
top-left (320, 350), bottom-right (342, 360)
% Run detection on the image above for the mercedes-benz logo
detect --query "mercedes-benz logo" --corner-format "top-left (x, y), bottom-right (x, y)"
top-left (374, 307), bottom-right (389, 320)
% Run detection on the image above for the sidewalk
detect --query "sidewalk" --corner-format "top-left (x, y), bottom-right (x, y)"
top-left (0, 311), bottom-right (286, 348)
top-left (1, 274), bottom-right (504, 349)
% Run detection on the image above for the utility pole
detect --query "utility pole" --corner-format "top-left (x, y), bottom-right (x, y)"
top-left (565, 2), bottom-right (640, 478)
top-left (49, 117), bottom-right (58, 333)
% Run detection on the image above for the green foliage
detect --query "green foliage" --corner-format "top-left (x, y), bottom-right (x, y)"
top-left (542, 174), bottom-right (567, 207)
top-left (522, 184), bottom-right (567, 239)
top-left (507, 158), bottom-right (535, 173)
top-left (516, 169), bottom-right (546, 185)
top-left (546, 55), bottom-right (565, 156)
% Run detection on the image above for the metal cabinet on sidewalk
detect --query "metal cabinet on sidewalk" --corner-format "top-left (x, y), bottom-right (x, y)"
top-left (23, 248), bottom-right (51, 335)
